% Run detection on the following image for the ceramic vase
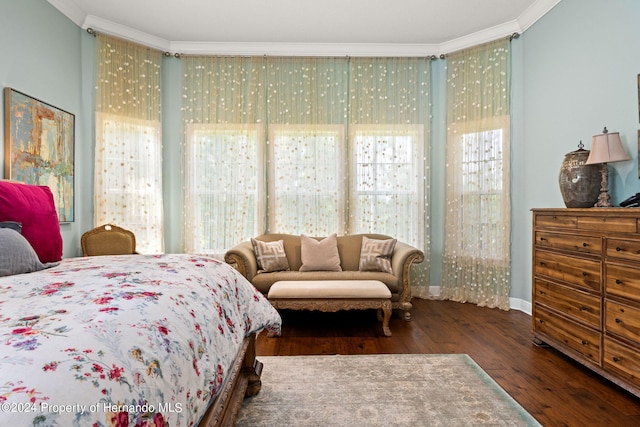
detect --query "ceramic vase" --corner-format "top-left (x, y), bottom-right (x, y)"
top-left (558, 144), bottom-right (601, 208)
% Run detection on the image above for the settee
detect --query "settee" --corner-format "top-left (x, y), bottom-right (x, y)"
top-left (224, 233), bottom-right (424, 320)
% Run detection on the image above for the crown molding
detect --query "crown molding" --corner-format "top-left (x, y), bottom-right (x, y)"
top-left (82, 15), bottom-right (171, 52)
top-left (170, 41), bottom-right (442, 57)
top-left (50, 0), bottom-right (563, 57)
top-left (439, 20), bottom-right (522, 56)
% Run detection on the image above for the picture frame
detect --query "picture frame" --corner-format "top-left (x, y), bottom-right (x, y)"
top-left (3, 87), bottom-right (75, 222)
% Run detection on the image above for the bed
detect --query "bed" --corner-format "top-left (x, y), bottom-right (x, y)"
top-left (0, 253), bottom-right (282, 426)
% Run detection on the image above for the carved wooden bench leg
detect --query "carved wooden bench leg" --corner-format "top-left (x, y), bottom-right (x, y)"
top-left (380, 300), bottom-right (392, 337)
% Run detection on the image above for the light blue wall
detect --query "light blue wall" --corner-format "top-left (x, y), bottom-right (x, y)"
top-left (509, 0), bottom-right (640, 302)
top-left (161, 57), bottom-right (183, 253)
top-left (0, 0), bottom-right (89, 258)
top-left (3, 0), bottom-right (640, 305)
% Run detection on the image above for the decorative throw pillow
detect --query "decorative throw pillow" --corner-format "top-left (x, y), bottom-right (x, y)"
top-left (0, 181), bottom-right (63, 263)
top-left (251, 239), bottom-right (290, 273)
top-left (359, 236), bottom-right (397, 274)
top-left (0, 221), bottom-right (22, 233)
top-left (299, 234), bottom-right (342, 272)
top-left (0, 228), bottom-right (58, 277)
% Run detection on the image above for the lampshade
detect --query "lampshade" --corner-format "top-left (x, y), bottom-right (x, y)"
top-left (585, 129), bottom-right (630, 165)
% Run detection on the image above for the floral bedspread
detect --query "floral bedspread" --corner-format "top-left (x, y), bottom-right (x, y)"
top-left (0, 254), bottom-right (281, 426)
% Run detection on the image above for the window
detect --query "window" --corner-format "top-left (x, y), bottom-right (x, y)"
top-left (350, 125), bottom-right (425, 247)
top-left (95, 113), bottom-right (164, 253)
top-left (455, 127), bottom-right (507, 260)
top-left (184, 124), bottom-right (264, 256)
top-left (268, 125), bottom-right (346, 235)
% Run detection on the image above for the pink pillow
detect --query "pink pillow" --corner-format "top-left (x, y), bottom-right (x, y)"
top-left (299, 234), bottom-right (342, 272)
top-left (0, 181), bottom-right (63, 262)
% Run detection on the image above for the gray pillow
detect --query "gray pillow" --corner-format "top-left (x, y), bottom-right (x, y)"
top-left (359, 236), bottom-right (397, 273)
top-left (251, 238), bottom-right (290, 273)
top-left (0, 221), bottom-right (22, 233)
top-left (0, 228), bottom-right (58, 277)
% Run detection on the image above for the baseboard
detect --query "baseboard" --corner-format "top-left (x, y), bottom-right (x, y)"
top-left (509, 297), bottom-right (532, 315)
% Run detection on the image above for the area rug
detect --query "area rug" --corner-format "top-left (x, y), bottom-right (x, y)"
top-left (236, 354), bottom-right (541, 426)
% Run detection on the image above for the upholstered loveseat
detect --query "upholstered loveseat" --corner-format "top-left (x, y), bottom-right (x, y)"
top-left (224, 233), bottom-right (424, 320)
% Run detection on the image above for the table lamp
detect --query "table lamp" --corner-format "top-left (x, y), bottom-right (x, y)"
top-left (585, 127), bottom-right (630, 207)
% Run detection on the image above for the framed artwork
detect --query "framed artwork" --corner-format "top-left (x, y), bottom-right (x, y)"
top-left (3, 88), bottom-right (75, 222)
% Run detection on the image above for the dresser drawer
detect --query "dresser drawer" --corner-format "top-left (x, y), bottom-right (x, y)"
top-left (603, 337), bottom-right (640, 389)
top-left (606, 238), bottom-right (640, 263)
top-left (578, 216), bottom-right (637, 233)
top-left (535, 231), bottom-right (601, 256)
top-left (605, 300), bottom-right (640, 344)
top-left (534, 279), bottom-right (600, 327)
top-left (535, 214), bottom-right (577, 229)
top-left (534, 306), bottom-right (600, 364)
top-left (606, 263), bottom-right (640, 301)
top-left (534, 250), bottom-right (601, 292)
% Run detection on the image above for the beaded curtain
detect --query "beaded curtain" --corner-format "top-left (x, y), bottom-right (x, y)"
top-left (265, 57), bottom-right (349, 235)
top-left (181, 56), bottom-right (431, 296)
top-left (94, 35), bottom-right (164, 253)
top-left (181, 56), bottom-right (268, 254)
top-left (440, 39), bottom-right (512, 309)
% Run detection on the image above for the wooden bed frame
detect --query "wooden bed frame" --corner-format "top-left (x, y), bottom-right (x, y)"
top-left (199, 333), bottom-right (263, 426)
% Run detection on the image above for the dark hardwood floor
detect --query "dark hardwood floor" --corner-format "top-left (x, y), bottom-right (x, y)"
top-left (256, 298), bottom-right (640, 427)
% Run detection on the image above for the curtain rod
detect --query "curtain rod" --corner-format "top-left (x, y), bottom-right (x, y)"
top-left (86, 28), bottom-right (519, 60)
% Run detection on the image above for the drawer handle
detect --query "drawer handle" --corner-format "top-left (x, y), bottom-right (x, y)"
top-left (615, 318), bottom-right (623, 324)
top-left (613, 356), bottom-right (621, 363)
top-left (616, 247), bottom-right (622, 252)
top-left (582, 272), bottom-right (588, 277)
top-left (539, 237), bottom-right (546, 241)
top-left (580, 306), bottom-right (589, 311)
top-left (582, 242), bottom-right (589, 247)
top-left (539, 319), bottom-right (544, 324)
top-left (539, 290), bottom-right (546, 296)
top-left (616, 279), bottom-right (623, 285)
top-left (581, 340), bottom-right (588, 345)
top-left (539, 261), bottom-right (546, 266)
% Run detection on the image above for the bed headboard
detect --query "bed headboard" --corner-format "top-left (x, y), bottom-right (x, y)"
top-left (0, 180), bottom-right (63, 263)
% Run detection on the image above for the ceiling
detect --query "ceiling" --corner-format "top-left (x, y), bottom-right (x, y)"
top-left (47, 0), bottom-right (562, 56)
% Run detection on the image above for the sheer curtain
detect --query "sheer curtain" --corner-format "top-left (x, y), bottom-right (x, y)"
top-left (181, 56), bottom-right (431, 297)
top-left (266, 57), bottom-right (349, 235)
top-left (440, 39), bottom-right (511, 309)
top-left (348, 57), bottom-right (431, 297)
top-left (94, 35), bottom-right (164, 253)
top-left (181, 56), bottom-right (267, 255)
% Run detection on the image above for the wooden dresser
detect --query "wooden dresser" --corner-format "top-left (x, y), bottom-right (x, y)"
top-left (532, 208), bottom-right (640, 397)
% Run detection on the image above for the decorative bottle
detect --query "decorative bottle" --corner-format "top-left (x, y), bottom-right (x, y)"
top-left (558, 141), bottom-right (601, 208)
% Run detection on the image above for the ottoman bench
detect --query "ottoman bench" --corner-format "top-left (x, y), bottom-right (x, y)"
top-left (267, 280), bottom-right (392, 336)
